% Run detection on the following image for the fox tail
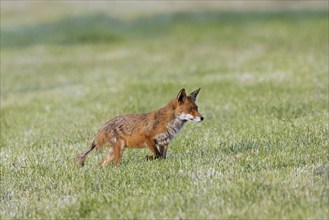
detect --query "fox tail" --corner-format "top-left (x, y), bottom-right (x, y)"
top-left (76, 141), bottom-right (96, 167)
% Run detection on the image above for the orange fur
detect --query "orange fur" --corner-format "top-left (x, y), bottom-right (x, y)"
top-left (76, 88), bottom-right (203, 167)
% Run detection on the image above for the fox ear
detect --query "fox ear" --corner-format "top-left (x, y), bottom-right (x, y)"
top-left (189, 88), bottom-right (201, 101)
top-left (177, 88), bottom-right (186, 104)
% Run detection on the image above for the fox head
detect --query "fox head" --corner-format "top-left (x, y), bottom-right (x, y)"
top-left (174, 88), bottom-right (204, 122)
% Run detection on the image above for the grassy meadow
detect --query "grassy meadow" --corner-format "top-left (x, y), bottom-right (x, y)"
top-left (1, 2), bottom-right (328, 219)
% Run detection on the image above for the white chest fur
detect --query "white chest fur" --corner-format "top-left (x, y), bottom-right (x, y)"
top-left (154, 118), bottom-right (185, 146)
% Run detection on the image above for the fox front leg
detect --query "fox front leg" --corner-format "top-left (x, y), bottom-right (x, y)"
top-left (159, 144), bottom-right (169, 159)
top-left (146, 140), bottom-right (161, 161)
top-left (146, 150), bottom-right (161, 160)
top-left (146, 144), bottom-right (168, 160)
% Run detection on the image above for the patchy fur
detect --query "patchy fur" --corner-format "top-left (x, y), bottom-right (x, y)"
top-left (76, 88), bottom-right (203, 168)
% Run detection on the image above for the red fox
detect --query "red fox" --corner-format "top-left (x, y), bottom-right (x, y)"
top-left (76, 88), bottom-right (203, 167)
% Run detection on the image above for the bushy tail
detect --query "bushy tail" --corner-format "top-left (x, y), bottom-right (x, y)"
top-left (76, 141), bottom-right (96, 167)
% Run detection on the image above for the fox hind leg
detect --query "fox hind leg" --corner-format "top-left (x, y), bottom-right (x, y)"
top-left (113, 140), bottom-right (125, 166)
top-left (99, 144), bottom-right (115, 168)
top-left (99, 140), bottom-right (125, 167)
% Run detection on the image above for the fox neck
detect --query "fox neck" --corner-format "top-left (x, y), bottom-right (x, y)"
top-left (153, 100), bottom-right (186, 146)
top-left (161, 99), bottom-right (186, 125)
top-left (166, 116), bottom-right (185, 136)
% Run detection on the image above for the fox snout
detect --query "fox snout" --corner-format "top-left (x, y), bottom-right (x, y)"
top-left (193, 114), bottom-right (204, 122)
top-left (179, 113), bottom-right (204, 122)
top-left (191, 111), bottom-right (204, 122)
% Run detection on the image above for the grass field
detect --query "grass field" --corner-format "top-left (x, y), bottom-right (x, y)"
top-left (1, 2), bottom-right (328, 219)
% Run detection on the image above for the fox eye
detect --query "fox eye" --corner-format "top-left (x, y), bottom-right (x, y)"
top-left (187, 107), bottom-right (192, 112)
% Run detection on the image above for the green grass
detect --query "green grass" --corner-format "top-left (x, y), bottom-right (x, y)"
top-left (1, 3), bottom-right (328, 219)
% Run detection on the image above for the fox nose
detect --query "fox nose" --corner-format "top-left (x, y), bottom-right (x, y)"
top-left (200, 116), bottom-right (204, 121)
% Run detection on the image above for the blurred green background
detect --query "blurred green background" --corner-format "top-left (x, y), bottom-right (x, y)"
top-left (1, 1), bottom-right (328, 219)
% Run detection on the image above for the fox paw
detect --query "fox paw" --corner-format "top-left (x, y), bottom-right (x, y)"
top-left (146, 155), bottom-right (154, 161)
top-left (146, 155), bottom-right (162, 161)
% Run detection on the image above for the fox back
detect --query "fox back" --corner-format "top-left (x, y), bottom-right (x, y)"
top-left (76, 88), bottom-right (203, 167)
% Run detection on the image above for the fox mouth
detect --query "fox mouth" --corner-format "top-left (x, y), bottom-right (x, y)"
top-left (192, 117), bottom-right (204, 122)
top-left (179, 114), bottom-right (204, 122)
